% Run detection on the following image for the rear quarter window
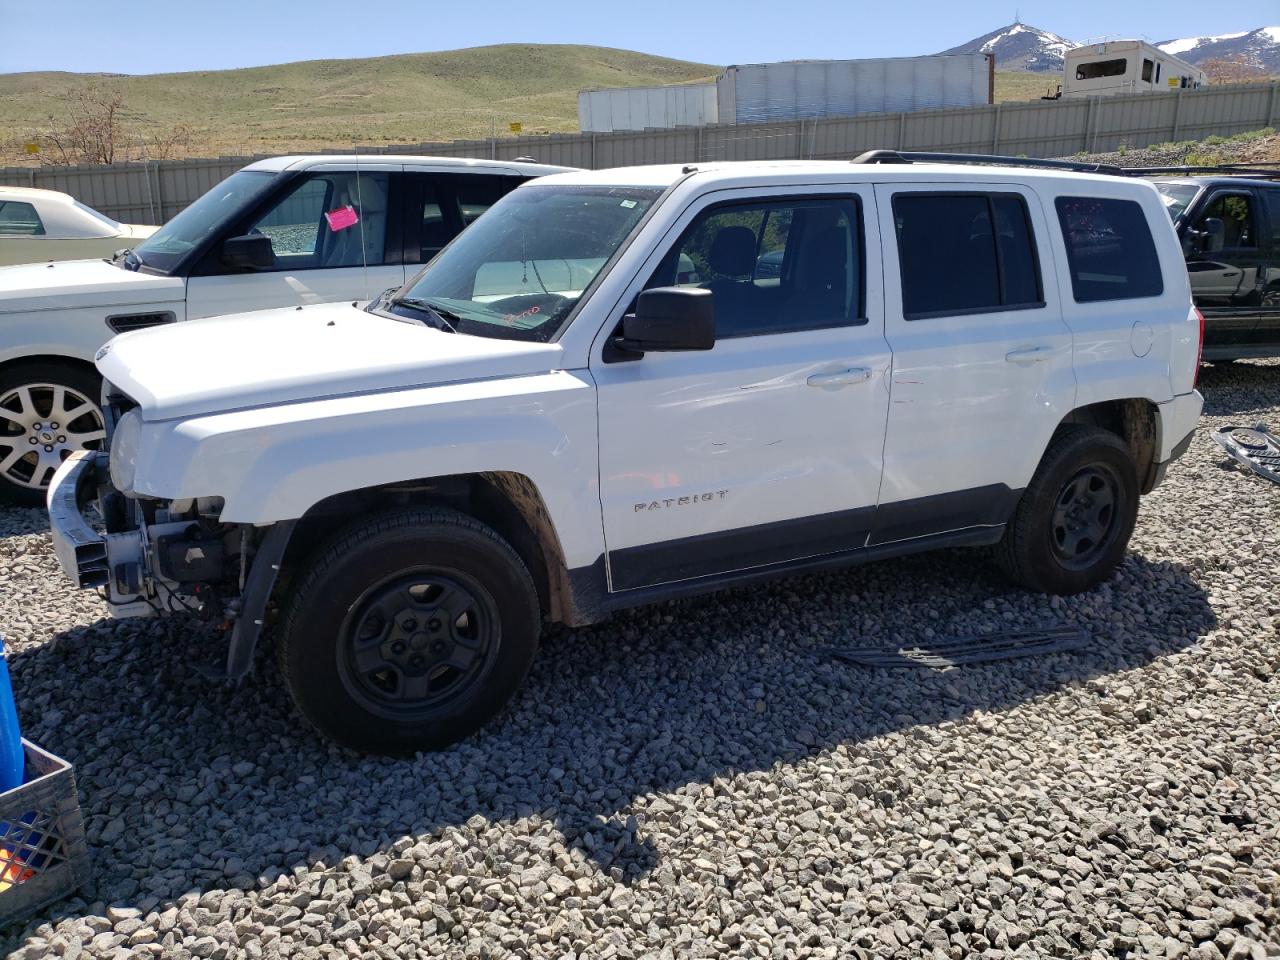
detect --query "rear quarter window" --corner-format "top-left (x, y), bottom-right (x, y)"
top-left (1055, 196), bottom-right (1163, 303)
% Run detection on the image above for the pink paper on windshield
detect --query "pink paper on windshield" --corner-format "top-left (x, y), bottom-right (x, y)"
top-left (325, 204), bottom-right (359, 231)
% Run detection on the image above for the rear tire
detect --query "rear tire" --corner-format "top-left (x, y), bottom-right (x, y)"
top-left (996, 426), bottom-right (1139, 595)
top-left (0, 362), bottom-right (105, 507)
top-left (279, 508), bottom-right (540, 755)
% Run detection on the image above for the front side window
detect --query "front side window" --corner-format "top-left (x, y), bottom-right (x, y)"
top-left (893, 193), bottom-right (1042, 319)
top-left (0, 201), bottom-right (45, 236)
top-left (646, 197), bottom-right (863, 338)
top-left (133, 170), bottom-right (275, 273)
top-left (393, 184), bottom-right (660, 341)
top-left (1195, 192), bottom-right (1256, 248)
top-left (1076, 58), bottom-right (1127, 80)
top-left (1055, 196), bottom-right (1164, 302)
top-left (244, 171), bottom-right (391, 270)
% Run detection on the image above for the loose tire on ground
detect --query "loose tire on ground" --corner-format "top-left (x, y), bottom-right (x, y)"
top-left (278, 507), bottom-right (540, 755)
top-left (996, 426), bottom-right (1139, 595)
top-left (0, 361), bottom-right (105, 507)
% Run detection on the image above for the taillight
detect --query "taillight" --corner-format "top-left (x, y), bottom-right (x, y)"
top-left (1193, 307), bottom-right (1205, 386)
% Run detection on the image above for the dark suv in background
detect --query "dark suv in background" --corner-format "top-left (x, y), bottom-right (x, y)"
top-left (1152, 173), bottom-right (1280, 360)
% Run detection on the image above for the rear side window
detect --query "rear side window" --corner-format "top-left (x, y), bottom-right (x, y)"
top-left (893, 193), bottom-right (1042, 320)
top-left (0, 201), bottom-right (45, 236)
top-left (1264, 189), bottom-right (1280, 244)
top-left (1055, 197), bottom-right (1163, 303)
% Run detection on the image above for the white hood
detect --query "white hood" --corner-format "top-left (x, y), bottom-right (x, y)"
top-left (97, 301), bottom-right (565, 421)
top-left (0, 258), bottom-right (183, 315)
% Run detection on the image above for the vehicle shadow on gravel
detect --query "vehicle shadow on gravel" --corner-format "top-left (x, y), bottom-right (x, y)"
top-left (5, 547), bottom-right (1214, 938)
top-left (0, 507), bottom-right (49, 540)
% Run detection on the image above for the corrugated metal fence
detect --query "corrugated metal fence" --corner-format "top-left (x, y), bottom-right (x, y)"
top-left (4, 81), bottom-right (1278, 226)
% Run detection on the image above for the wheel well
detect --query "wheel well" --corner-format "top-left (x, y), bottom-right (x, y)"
top-left (1059, 399), bottom-right (1160, 493)
top-left (278, 472), bottom-right (573, 624)
top-left (0, 355), bottom-right (99, 383)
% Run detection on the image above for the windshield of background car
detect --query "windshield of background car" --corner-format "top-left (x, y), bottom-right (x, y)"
top-left (393, 184), bottom-right (662, 341)
top-left (132, 170), bottom-right (275, 273)
top-left (1153, 183), bottom-right (1200, 222)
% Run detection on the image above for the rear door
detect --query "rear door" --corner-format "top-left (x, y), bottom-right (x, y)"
top-left (872, 182), bottom-right (1075, 543)
top-left (185, 168), bottom-right (406, 319)
top-left (1253, 185), bottom-right (1280, 352)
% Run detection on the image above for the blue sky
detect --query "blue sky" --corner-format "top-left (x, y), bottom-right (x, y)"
top-left (1, 0), bottom-right (1276, 74)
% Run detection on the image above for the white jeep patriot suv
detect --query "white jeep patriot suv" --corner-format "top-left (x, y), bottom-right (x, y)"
top-left (48, 153), bottom-right (1203, 755)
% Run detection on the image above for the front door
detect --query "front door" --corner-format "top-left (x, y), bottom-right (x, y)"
top-left (872, 183), bottom-right (1076, 543)
top-left (185, 169), bottom-right (405, 319)
top-left (593, 188), bottom-right (891, 592)
top-left (1186, 187), bottom-right (1267, 351)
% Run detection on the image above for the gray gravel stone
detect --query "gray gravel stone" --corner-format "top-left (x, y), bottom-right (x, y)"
top-left (1, 361), bottom-right (1280, 958)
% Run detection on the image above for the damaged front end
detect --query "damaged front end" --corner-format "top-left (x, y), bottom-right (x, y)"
top-left (46, 390), bottom-right (291, 678)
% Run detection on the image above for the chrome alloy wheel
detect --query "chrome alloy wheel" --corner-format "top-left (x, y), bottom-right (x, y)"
top-left (0, 383), bottom-right (106, 490)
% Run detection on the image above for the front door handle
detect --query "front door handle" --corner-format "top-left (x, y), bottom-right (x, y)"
top-left (1005, 345), bottom-right (1057, 365)
top-left (806, 367), bottom-right (873, 388)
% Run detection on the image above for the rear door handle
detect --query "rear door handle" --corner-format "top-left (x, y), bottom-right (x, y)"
top-left (1005, 345), bottom-right (1057, 365)
top-left (806, 367), bottom-right (873, 388)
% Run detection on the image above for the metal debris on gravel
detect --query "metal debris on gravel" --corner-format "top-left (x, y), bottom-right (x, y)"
top-left (0, 359), bottom-right (1277, 959)
top-left (830, 626), bottom-right (1089, 669)
top-left (1212, 423), bottom-right (1280, 485)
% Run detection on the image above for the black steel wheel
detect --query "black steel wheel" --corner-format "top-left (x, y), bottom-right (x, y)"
top-left (338, 572), bottom-right (500, 720)
top-left (996, 426), bottom-right (1139, 595)
top-left (280, 507), bottom-right (540, 755)
top-left (1049, 464), bottom-right (1121, 571)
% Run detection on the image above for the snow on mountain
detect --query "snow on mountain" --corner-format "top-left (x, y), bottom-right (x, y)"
top-left (1156, 27), bottom-right (1280, 73)
top-left (939, 22), bottom-right (1079, 73)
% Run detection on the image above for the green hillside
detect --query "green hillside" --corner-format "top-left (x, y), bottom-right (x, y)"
top-left (0, 43), bottom-right (1058, 165)
top-left (0, 44), bottom-right (717, 163)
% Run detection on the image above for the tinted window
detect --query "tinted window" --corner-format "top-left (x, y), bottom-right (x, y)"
top-left (1055, 197), bottom-right (1164, 302)
top-left (244, 171), bottom-right (391, 270)
top-left (648, 197), bottom-right (863, 338)
top-left (1264, 188), bottom-right (1280, 244)
top-left (1196, 192), bottom-right (1256, 248)
top-left (1077, 59), bottom-right (1127, 80)
top-left (1141, 59), bottom-right (1154, 82)
top-left (0, 201), bottom-right (45, 236)
top-left (894, 193), bottom-right (1041, 319)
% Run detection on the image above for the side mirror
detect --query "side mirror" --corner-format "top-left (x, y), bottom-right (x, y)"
top-left (221, 234), bottom-right (274, 270)
top-left (1199, 217), bottom-right (1225, 254)
top-left (618, 287), bottom-right (715, 354)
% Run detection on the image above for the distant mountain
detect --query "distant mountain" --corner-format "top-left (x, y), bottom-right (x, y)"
top-left (1157, 27), bottom-right (1280, 73)
top-left (939, 22), bottom-right (1078, 73)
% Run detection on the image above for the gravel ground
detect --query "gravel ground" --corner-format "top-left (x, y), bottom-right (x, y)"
top-left (1, 362), bottom-right (1278, 959)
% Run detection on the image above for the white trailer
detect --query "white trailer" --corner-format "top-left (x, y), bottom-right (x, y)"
top-left (717, 54), bottom-right (993, 124)
top-left (578, 84), bottom-right (719, 134)
top-left (1062, 40), bottom-right (1204, 98)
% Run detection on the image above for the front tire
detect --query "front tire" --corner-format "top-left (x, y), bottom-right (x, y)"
top-left (996, 426), bottom-right (1139, 595)
top-left (0, 362), bottom-right (106, 506)
top-left (279, 508), bottom-right (540, 755)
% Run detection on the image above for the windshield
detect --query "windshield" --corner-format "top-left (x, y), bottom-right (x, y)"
top-left (132, 170), bottom-right (275, 273)
top-left (392, 184), bottom-right (662, 341)
top-left (1153, 183), bottom-right (1200, 222)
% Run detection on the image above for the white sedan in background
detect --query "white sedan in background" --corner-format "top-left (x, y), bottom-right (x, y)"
top-left (0, 186), bottom-right (157, 266)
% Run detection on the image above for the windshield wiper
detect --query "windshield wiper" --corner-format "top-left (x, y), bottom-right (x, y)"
top-left (389, 297), bottom-right (459, 333)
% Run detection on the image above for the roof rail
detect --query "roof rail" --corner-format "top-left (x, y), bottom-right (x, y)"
top-left (852, 149), bottom-right (1125, 177)
top-left (1117, 163), bottom-right (1280, 181)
